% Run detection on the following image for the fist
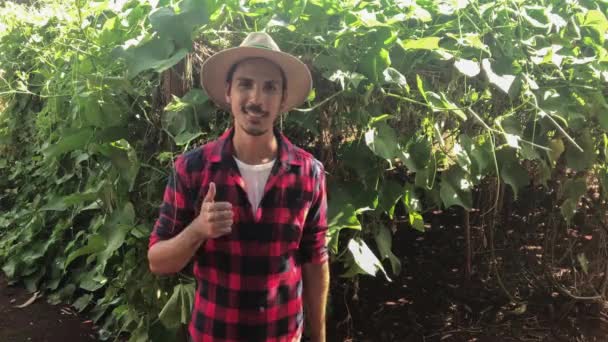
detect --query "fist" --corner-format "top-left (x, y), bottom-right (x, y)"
top-left (194, 182), bottom-right (233, 240)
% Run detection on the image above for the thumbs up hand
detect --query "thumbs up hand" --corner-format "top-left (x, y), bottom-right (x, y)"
top-left (193, 182), bottom-right (233, 240)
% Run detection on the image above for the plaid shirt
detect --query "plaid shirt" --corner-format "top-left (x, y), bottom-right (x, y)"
top-left (149, 128), bottom-right (328, 342)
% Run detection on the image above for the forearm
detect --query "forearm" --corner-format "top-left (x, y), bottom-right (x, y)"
top-left (148, 224), bottom-right (205, 275)
top-left (302, 261), bottom-right (330, 342)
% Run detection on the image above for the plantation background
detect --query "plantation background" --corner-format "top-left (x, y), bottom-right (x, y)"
top-left (1, 0), bottom-right (608, 340)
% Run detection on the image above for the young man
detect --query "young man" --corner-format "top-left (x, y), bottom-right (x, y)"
top-left (148, 32), bottom-right (329, 342)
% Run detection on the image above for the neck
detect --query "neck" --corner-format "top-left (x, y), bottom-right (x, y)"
top-left (232, 127), bottom-right (278, 165)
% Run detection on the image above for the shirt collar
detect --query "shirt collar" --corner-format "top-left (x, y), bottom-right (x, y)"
top-left (208, 127), bottom-right (303, 167)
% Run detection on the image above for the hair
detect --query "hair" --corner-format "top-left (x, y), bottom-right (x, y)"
top-left (225, 57), bottom-right (287, 98)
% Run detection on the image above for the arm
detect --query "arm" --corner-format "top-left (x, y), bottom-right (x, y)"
top-left (148, 223), bottom-right (205, 275)
top-left (148, 181), bottom-right (232, 275)
top-left (302, 261), bottom-right (330, 342)
top-left (299, 160), bottom-right (330, 341)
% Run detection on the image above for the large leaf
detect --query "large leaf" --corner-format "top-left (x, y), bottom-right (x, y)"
top-left (378, 179), bottom-right (403, 218)
top-left (401, 37), bottom-right (441, 50)
top-left (159, 283), bottom-right (196, 328)
top-left (114, 35), bottom-right (189, 78)
top-left (359, 48), bottom-right (391, 83)
top-left (579, 10), bottom-right (608, 44)
top-left (42, 128), bottom-right (94, 159)
top-left (94, 142), bottom-right (140, 190)
top-left (97, 203), bottom-right (135, 268)
top-left (374, 224), bottom-right (402, 275)
top-left (496, 149), bottom-right (530, 200)
top-left (440, 166), bottom-right (473, 210)
top-left (401, 135), bottom-right (431, 172)
top-left (481, 59), bottom-right (520, 98)
top-left (560, 178), bottom-right (587, 223)
top-left (454, 58), bottom-right (481, 77)
top-left (345, 238), bottom-right (390, 281)
top-left (365, 122), bottom-right (400, 160)
top-left (565, 130), bottom-right (595, 172)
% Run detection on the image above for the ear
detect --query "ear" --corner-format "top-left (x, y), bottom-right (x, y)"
top-left (224, 83), bottom-right (231, 105)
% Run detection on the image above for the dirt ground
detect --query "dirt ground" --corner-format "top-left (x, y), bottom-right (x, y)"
top-left (327, 206), bottom-right (608, 342)
top-left (0, 275), bottom-right (97, 342)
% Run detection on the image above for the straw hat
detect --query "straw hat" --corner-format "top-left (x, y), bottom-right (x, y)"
top-left (201, 32), bottom-right (312, 112)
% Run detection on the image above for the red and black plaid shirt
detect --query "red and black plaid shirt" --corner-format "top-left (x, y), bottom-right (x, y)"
top-left (149, 128), bottom-right (328, 342)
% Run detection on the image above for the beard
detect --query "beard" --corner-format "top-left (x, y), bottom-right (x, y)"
top-left (237, 104), bottom-right (272, 136)
top-left (240, 123), bottom-right (268, 136)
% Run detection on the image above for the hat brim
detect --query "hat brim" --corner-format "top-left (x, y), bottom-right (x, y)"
top-left (201, 46), bottom-right (312, 112)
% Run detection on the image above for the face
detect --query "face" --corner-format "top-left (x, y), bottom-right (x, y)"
top-left (225, 58), bottom-right (286, 137)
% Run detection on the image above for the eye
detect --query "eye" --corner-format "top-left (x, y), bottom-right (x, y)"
top-left (264, 82), bottom-right (278, 92)
top-left (237, 80), bottom-right (252, 88)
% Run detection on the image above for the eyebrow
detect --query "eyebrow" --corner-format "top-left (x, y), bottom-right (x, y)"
top-left (235, 77), bottom-right (281, 84)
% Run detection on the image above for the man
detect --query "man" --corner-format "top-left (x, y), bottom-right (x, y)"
top-left (148, 32), bottom-right (329, 342)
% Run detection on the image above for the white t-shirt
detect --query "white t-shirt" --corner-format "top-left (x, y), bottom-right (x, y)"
top-left (234, 157), bottom-right (275, 213)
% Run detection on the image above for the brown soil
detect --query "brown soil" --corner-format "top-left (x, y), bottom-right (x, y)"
top-left (326, 207), bottom-right (608, 342)
top-left (0, 275), bottom-right (97, 342)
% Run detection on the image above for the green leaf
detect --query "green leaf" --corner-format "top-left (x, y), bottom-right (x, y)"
top-left (454, 59), bottom-right (480, 77)
top-left (565, 130), bottom-right (595, 172)
top-left (328, 184), bottom-right (361, 231)
top-left (547, 138), bottom-right (565, 165)
top-left (560, 178), bottom-right (586, 223)
top-left (94, 142), bottom-right (140, 190)
top-left (416, 74), bottom-right (428, 103)
top-left (159, 283), bottom-right (195, 328)
top-left (374, 224), bottom-right (401, 275)
top-left (150, 0), bottom-right (211, 49)
top-left (73, 294), bottom-right (93, 312)
top-left (461, 135), bottom-right (492, 181)
top-left (497, 149), bottom-right (530, 200)
top-left (43, 128), bottom-right (94, 159)
top-left (65, 234), bottom-right (106, 268)
top-left (579, 10), bottom-right (608, 44)
top-left (401, 135), bottom-right (431, 172)
top-left (346, 238), bottom-right (390, 281)
top-left (365, 122), bottom-right (399, 161)
top-left (481, 59), bottom-right (520, 98)
top-left (409, 211), bottom-right (425, 232)
top-left (97, 203), bottom-right (134, 267)
top-left (115, 35), bottom-right (189, 78)
top-left (174, 131), bottom-right (204, 146)
top-left (440, 166), bottom-right (473, 210)
top-left (382, 67), bottom-right (408, 91)
top-left (378, 179), bottom-right (403, 218)
top-left (40, 189), bottom-right (100, 211)
top-left (401, 37), bottom-right (441, 50)
top-left (359, 48), bottom-right (391, 83)
top-left (453, 142), bottom-right (472, 173)
top-left (79, 270), bottom-right (107, 291)
top-left (328, 70), bottom-right (366, 90)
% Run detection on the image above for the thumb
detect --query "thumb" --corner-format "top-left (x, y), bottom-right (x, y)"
top-left (203, 182), bottom-right (216, 203)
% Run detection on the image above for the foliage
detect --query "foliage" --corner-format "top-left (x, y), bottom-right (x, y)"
top-left (1, 0), bottom-right (607, 340)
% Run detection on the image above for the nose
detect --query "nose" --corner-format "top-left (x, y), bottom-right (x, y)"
top-left (249, 84), bottom-right (262, 105)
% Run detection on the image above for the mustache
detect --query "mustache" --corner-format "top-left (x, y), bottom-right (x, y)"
top-left (242, 104), bottom-right (269, 116)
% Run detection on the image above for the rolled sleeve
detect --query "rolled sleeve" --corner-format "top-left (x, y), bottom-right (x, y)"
top-left (299, 161), bottom-right (328, 264)
top-left (149, 155), bottom-right (194, 249)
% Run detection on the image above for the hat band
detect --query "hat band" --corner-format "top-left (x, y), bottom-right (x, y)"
top-left (249, 43), bottom-right (274, 50)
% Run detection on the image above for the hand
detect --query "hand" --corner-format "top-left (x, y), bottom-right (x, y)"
top-left (193, 182), bottom-right (233, 240)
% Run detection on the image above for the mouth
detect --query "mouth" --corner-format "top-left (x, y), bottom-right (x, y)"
top-left (242, 105), bottom-right (269, 118)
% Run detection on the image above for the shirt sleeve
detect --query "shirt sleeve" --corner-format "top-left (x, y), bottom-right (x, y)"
top-left (298, 160), bottom-right (328, 264)
top-left (149, 155), bottom-right (195, 249)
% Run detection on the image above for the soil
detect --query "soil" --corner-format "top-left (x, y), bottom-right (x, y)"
top-left (326, 203), bottom-right (608, 342)
top-left (0, 275), bottom-right (97, 342)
